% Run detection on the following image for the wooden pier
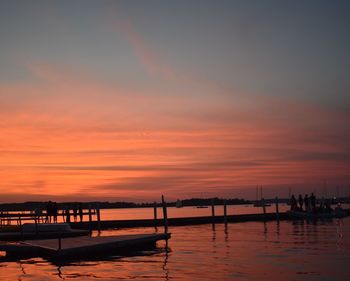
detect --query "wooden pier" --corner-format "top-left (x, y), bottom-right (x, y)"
top-left (2, 210), bottom-right (349, 233)
top-left (67, 212), bottom-right (289, 230)
top-left (0, 210), bottom-right (96, 226)
top-left (1, 195), bottom-right (349, 233)
top-left (0, 233), bottom-right (171, 258)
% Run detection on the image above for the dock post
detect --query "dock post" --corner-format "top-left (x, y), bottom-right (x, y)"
top-left (19, 216), bottom-right (23, 238)
top-left (161, 195), bottom-right (168, 233)
top-left (153, 202), bottom-right (157, 227)
top-left (88, 204), bottom-right (92, 233)
top-left (58, 236), bottom-right (62, 250)
top-left (275, 197), bottom-right (279, 221)
top-left (66, 208), bottom-right (71, 223)
top-left (35, 215), bottom-right (38, 236)
top-left (211, 199), bottom-right (215, 222)
top-left (96, 204), bottom-right (101, 232)
top-left (262, 198), bottom-right (266, 219)
top-left (223, 199), bottom-right (227, 224)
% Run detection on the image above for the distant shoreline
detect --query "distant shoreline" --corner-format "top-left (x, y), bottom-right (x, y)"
top-left (1, 197), bottom-right (349, 211)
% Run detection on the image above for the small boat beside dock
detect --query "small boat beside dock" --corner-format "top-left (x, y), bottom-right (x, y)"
top-left (253, 201), bottom-right (271, 207)
top-left (0, 233), bottom-right (171, 258)
top-left (287, 209), bottom-right (347, 219)
top-left (253, 186), bottom-right (271, 207)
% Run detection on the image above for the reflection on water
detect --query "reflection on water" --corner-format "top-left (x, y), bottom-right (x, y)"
top-left (100, 204), bottom-right (292, 221)
top-left (0, 218), bottom-right (350, 280)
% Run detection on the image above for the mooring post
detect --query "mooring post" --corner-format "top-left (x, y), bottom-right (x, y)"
top-left (66, 208), bottom-right (71, 224)
top-left (275, 197), bottom-right (279, 221)
top-left (96, 203), bottom-right (101, 232)
top-left (262, 198), bottom-right (266, 218)
top-left (88, 204), bottom-right (92, 232)
top-left (223, 199), bottom-right (227, 224)
top-left (19, 216), bottom-right (23, 237)
top-left (153, 202), bottom-right (157, 226)
top-left (161, 195), bottom-right (168, 233)
top-left (34, 214), bottom-right (39, 236)
top-left (58, 235), bottom-right (62, 250)
top-left (211, 199), bottom-right (215, 222)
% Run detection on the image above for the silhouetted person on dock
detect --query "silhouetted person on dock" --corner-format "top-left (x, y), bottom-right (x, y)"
top-left (319, 200), bottom-right (325, 213)
top-left (298, 194), bottom-right (303, 211)
top-left (66, 206), bottom-right (71, 223)
top-left (34, 207), bottom-right (42, 223)
top-left (325, 200), bottom-right (333, 213)
top-left (46, 201), bottom-right (53, 223)
top-left (290, 194), bottom-right (297, 211)
top-left (304, 194), bottom-right (310, 212)
top-left (52, 202), bottom-right (58, 223)
top-left (73, 204), bottom-right (78, 222)
top-left (310, 193), bottom-right (316, 211)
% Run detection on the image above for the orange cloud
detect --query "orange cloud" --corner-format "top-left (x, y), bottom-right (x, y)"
top-left (0, 62), bottom-right (349, 202)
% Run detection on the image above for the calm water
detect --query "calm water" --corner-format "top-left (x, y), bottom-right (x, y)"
top-left (0, 217), bottom-right (349, 281)
top-left (6, 204), bottom-right (350, 223)
top-left (100, 204), bottom-right (292, 221)
top-left (3, 204), bottom-right (291, 225)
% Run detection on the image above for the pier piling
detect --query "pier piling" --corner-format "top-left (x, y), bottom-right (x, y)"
top-left (88, 205), bottom-right (92, 233)
top-left (223, 199), bottom-right (227, 224)
top-left (161, 195), bottom-right (168, 233)
top-left (35, 216), bottom-right (38, 236)
top-left (275, 197), bottom-right (279, 221)
top-left (153, 202), bottom-right (157, 226)
top-left (96, 204), bottom-right (101, 232)
top-left (211, 199), bottom-right (215, 222)
top-left (262, 198), bottom-right (266, 219)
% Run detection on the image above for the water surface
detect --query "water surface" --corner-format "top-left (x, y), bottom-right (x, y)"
top-left (1, 217), bottom-right (349, 281)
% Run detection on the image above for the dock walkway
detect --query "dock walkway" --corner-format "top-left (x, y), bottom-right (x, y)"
top-left (69, 212), bottom-right (290, 230)
top-left (0, 233), bottom-right (170, 258)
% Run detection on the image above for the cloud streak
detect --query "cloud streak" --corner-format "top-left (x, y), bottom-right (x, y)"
top-left (0, 62), bottom-right (350, 201)
top-left (115, 19), bottom-right (175, 80)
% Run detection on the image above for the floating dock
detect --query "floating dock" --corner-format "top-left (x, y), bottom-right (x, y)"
top-left (0, 233), bottom-right (171, 258)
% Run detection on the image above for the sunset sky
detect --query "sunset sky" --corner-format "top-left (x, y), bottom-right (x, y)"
top-left (1, 1), bottom-right (349, 202)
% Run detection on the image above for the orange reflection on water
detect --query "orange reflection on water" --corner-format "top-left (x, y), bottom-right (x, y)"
top-left (1, 218), bottom-right (350, 280)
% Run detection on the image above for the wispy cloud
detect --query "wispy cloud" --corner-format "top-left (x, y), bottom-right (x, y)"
top-left (115, 19), bottom-right (175, 80)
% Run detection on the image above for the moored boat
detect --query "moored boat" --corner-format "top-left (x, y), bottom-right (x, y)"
top-left (287, 209), bottom-right (347, 219)
top-left (253, 201), bottom-right (271, 207)
top-left (176, 199), bottom-right (183, 208)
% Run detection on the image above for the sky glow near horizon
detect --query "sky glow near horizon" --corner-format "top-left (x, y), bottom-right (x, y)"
top-left (0, 1), bottom-right (350, 202)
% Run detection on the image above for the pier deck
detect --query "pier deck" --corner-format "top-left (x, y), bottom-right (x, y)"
top-left (0, 233), bottom-right (171, 258)
top-left (69, 212), bottom-right (290, 230)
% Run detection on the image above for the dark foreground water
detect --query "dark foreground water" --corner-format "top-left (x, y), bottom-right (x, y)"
top-left (1, 218), bottom-right (349, 281)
